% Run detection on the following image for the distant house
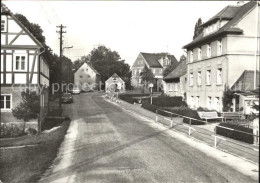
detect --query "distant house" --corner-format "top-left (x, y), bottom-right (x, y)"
top-left (131, 52), bottom-right (179, 91)
top-left (105, 73), bottom-right (125, 92)
top-left (74, 62), bottom-right (101, 91)
top-left (1, 3), bottom-right (50, 128)
top-left (163, 56), bottom-right (187, 98)
top-left (182, 1), bottom-right (260, 111)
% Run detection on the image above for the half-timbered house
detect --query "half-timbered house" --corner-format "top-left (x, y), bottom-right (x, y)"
top-left (1, 3), bottom-right (49, 129)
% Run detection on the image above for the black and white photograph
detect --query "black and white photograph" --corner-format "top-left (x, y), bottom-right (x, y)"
top-left (0, 0), bottom-right (259, 182)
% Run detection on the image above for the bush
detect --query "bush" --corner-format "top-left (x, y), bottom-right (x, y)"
top-left (152, 96), bottom-right (187, 108)
top-left (118, 94), bottom-right (150, 104)
top-left (216, 123), bottom-right (253, 144)
top-left (0, 124), bottom-right (26, 138)
top-left (141, 102), bottom-right (205, 125)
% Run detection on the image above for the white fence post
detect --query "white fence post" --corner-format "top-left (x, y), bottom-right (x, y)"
top-left (170, 114), bottom-right (173, 127)
top-left (189, 118), bottom-right (191, 136)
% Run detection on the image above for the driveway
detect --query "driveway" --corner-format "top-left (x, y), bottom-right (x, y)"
top-left (39, 92), bottom-right (257, 183)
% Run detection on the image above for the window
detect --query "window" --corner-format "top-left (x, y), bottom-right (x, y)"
top-left (207, 44), bottom-right (211, 58)
top-left (218, 40), bottom-right (222, 55)
top-left (80, 75), bottom-right (82, 78)
top-left (190, 51), bottom-right (193, 62)
top-left (196, 96), bottom-right (200, 108)
top-left (206, 70), bottom-right (211, 85)
top-left (152, 69), bottom-right (155, 74)
top-left (190, 96), bottom-right (195, 108)
top-left (134, 69), bottom-right (137, 75)
top-left (189, 73), bottom-right (193, 86)
top-left (197, 71), bottom-right (201, 85)
top-left (15, 55), bottom-right (26, 71)
top-left (159, 69), bottom-right (162, 74)
top-left (1, 95), bottom-right (11, 110)
top-left (174, 83), bottom-right (178, 91)
top-left (217, 68), bottom-right (222, 85)
top-left (215, 97), bottom-right (220, 111)
top-left (1, 16), bottom-right (7, 32)
top-left (207, 96), bottom-right (212, 109)
top-left (198, 48), bottom-right (201, 60)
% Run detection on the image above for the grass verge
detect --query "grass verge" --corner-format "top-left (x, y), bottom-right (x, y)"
top-left (0, 119), bottom-right (70, 183)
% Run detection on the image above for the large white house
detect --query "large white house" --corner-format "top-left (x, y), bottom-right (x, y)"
top-left (1, 3), bottom-right (49, 128)
top-left (182, 1), bottom-right (260, 112)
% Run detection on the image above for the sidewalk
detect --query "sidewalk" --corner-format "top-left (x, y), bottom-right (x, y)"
top-left (108, 97), bottom-right (259, 164)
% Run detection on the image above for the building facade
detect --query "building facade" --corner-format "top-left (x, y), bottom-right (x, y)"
top-left (74, 62), bottom-right (101, 91)
top-left (1, 3), bottom-right (50, 126)
top-left (163, 56), bottom-right (187, 98)
top-left (131, 52), bottom-right (179, 91)
top-left (183, 1), bottom-right (260, 111)
top-left (105, 73), bottom-right (125, 92)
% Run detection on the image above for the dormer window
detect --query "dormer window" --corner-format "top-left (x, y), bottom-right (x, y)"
top-left (1, 16), bottom-right (7, 32)
top-left (198, 47), bottom-right (201, 60)
top-left (207, 44), bottom-right (211, 58)
top-left (217, 40), bottom-right (222, 55)
top-left (189, 51), bottom-right (193, 62)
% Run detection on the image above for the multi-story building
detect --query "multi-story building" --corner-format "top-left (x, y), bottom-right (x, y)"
top-left (1, 3), bottom-right (49, 128)
top-left (74, 62), bottom-right (101, 91)
top-left (131, 52), bottom-right (179, 91)
top-left (183, 1), bottom-right (260, 111)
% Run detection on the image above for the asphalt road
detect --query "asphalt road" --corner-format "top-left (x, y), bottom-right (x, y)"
top-left (40, 92), bottom-right (257, 183)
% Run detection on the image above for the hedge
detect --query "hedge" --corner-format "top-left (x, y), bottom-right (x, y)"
top-left (141, 102), bottom-right (205, 125)
top-left (216, 123), bottom-right (253, 144)
top-left (151, 96), bottom-right (187, 107)
top-left (118, 94), bottom-right (150, 104)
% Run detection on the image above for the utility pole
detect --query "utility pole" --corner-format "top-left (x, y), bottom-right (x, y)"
top-left (56, 24), bottom-right (66, 109)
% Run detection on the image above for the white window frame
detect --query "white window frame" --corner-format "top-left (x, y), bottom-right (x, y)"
top-left (189, 72), bottom-right (193, 86)
top-left (197, 71), bottom-right (202, 86)
top-left (1, 15), bottom-right (7, 32)
top-left (207, 96), bottom-right (212, 109)
top-left (174, 83), bottom-right (178, 92)
top-left (215, 97), bottom-right (220, 111)
top-left (1, 94), bottom-right (12, 111)
top-left (14, 54), bottom-right (27, 71)
top-left (198, 47), bottom-right (201, 60)
top-left (196, 96), bottom-right (200, 108)
top-left (206, 70), bottom-right (211, 85)
top-left (159, 69), bottom-right (162, 74)
top-left (152, 68), bottom-right (156, 74)
top-left (190, 51), bottom-right (193, 62)
top-left (190, 96), bottom-right (195, 108)
top-left (218, 40), bottom-right (222, 55)
top-left (207, 44), bottom-right (211, 58)
top-left (217, 68), bottom-right (222, 85)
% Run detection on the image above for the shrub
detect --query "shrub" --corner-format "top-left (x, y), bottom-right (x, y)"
top-left (141, 102), bottom-right (205, 125)
top-left (118, 94), bottom-right (150, 104)
top-left (25, 127), bottom-right (37, 136)
top-left (0, 124), bottom-right (26, 138)
top-left (152, 96), bottom-right (187, 107)
top-left (216, 123), bottom-right (253, 144)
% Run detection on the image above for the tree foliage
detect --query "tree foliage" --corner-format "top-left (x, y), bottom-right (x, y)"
top-left (193, 18), bottom-right (203, 40)
top-left (12, 89), bottom-right (40, 122)
top-left (15, 13), bottom-right (46, 45)
top-left (140, 65), bottom-right (154, 85)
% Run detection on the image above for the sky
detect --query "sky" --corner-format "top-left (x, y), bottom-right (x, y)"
top-left (4, 0), bottom-right (240, 66)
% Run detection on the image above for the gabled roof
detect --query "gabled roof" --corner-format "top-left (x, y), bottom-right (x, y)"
top-left (164, 58), bottom-right (187, 81)
top-left (1, 2), bottom-right (43, 48)
top-left (140, 52), bottom-right (178, 68)
top-left (74, 62), bottom-right (100, 75)
top-left (105, 73), bottom-right (125, 83)
top-left (183, 1), bottom-right (257, 49)
top-left (231, 70), bottom-right (259, 92)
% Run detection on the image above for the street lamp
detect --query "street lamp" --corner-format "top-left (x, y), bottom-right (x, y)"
top-left (59, 46), bottom-right (73, 109)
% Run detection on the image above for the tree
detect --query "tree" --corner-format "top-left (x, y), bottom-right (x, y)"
top-left (12, 89), bottom-right (40, 131)
top-left (193, 18), bottom-right (203, 40)
top-left (140, 65), bottom-right (154, 87)
top-left (15, 13), bottom-right (46, 45)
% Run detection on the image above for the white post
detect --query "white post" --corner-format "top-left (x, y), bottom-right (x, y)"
top-left (150, 87), bottom-right (152, 104)
top-left (171, 114), bottom-right (173, 127)
top-left (189, 127), bottom-right (191, 136)
top-left (156, 110), bottom-right (158, 122)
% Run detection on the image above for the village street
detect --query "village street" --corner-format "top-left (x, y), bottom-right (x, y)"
top-left (39, 92), bottom-right (256, 183)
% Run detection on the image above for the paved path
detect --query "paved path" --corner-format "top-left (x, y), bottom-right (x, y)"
top-left (39, 92), bottom-right (257, 183)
